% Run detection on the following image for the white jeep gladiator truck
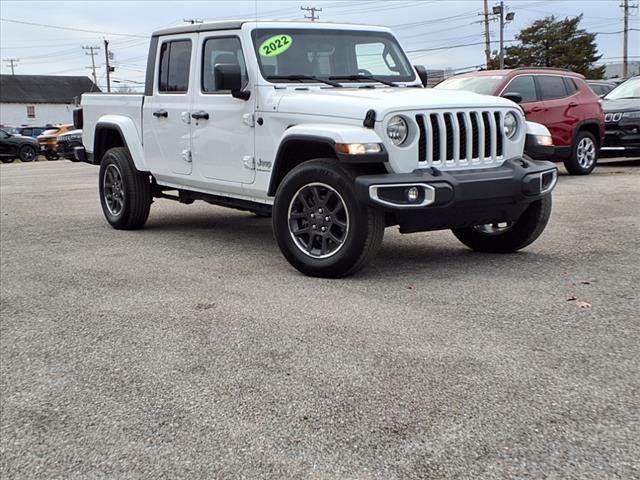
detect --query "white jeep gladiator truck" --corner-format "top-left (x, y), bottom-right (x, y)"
top-left (77, 20), bottom-right (557, 278)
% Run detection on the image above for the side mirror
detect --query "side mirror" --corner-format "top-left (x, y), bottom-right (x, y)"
top-left (414, 65), bottom-right (428, 87)
top-left (502, 92), bottom-right (523, 104)
top-left (214, 64), bottom-right (250, 100)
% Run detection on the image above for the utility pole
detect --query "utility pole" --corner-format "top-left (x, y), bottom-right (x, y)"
top-left (621, 0), bottom-right (639, 78)
top-left (104, 39), bottom-right (113, 93)
top-left (301, 6), bottom-right (322, 21)
top-left (82, 45), bottom-right (100, 86)
top-left (3, 58), bottom-right (19, 74)
top-left (482, 0), bottom-right (491, 68)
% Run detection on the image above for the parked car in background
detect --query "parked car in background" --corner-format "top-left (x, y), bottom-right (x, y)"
top-left (586, 80), bottom-right (617, 97)
top-left (435, 68), bottom-right (605, 175)
top-left (0, 128), bottom-right (40, 163)
top-left (56, 129), bottom-right (83, 161)
top-left (37, 124), bottom-right (74, 160)
top-left (600, 76), bottom-right (640, 158)
top-left (16, 126), bottom-right (50, 138)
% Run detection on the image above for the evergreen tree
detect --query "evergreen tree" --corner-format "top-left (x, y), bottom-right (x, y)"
top-left (489, 15), bottom-right (605, 78)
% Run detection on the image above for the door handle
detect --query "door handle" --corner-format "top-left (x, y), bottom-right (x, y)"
top-left (530, 106), bottom-right (543, 112)
top-left (191, 111), bottom-right (210, 120)
top-left (568, 102), bottom-right (578, 107)
top-left (153, 109), bottom-right (168, 118)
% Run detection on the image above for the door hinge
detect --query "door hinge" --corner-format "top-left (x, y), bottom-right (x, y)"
top-left (243, 156), bottom-right (255, 170)
top-left (182, 149), bottom-right (192, 163)
top-left (242, 113), bottom-right (255, 127)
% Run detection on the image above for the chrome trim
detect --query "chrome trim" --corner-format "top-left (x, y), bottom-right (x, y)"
top-left (369, 183), bottom-right (436, 208)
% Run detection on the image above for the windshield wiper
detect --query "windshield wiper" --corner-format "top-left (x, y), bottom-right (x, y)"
top-left (266, 75), bottom-right (342, 87)
top-left (329, 75), bottom-right (399, 87)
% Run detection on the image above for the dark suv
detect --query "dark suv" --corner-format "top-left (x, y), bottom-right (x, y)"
top-left (435, 68), bottom-right (606, 175)
top-left (600, 76), bottom-right (640, 158)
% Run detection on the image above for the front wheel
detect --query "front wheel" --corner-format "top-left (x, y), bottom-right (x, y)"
top-left (452, 195), bottom-right (552, 253)
top-left (18, 145), bottom-right (36, 162)
top-left (272, 159), bottom-right (385, 278)
top-left (563, 131), bottom-right (598, 175)
top-left (98, 147), bottom-right (151, 230)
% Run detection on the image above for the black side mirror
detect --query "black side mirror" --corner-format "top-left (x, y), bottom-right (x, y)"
top-left (214, 64), bottom-right (250, 100)
top-left (414, 65), bottom-right (429, 87)
top-left (502, 92), bottom-right (523, 104)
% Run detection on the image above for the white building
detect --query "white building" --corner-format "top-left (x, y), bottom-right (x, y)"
top-left (0, 75), bottom-right (99, 126)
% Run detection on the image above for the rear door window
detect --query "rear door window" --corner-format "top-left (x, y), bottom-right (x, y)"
top-left (503, 75), bottom-right (537, 103)
top-left (564, 77), bottom-right (578, 95)
top-left (537, 75), bottom-right (568, 100)
top-left (158, 40), bottom-right (192, 93)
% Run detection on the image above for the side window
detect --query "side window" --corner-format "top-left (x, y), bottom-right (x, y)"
top-left (503, 75), bottom-right (537, 103)
top-left (564, 77), bottom-right (578, 95)
top-left (537, 75), bottom-right (568, 100)
top-left (158, 40), bottom-right (192, 93)
top-left (21, 128), bottom-right (32, 137)
top-left (202, 37), bottom-right (248, 92)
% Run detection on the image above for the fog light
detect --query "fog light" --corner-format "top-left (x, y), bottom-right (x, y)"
top-left (407, 186), bottom-right (420, 203)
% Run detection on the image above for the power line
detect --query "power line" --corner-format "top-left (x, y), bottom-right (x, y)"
top-left (0, 18), bottom-right (147, 37)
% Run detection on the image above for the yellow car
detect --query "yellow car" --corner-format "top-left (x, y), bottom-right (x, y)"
top-left (37, 124), bottom-right (74, 160)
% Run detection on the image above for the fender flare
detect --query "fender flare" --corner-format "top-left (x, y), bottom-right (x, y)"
top-left (268, 123), bottom-right (387, 196)
top-left (94, 115), bottom-right (147, 171)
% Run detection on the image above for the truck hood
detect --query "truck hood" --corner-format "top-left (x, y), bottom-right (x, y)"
top-left (274, 87), bottom-right (516, 120)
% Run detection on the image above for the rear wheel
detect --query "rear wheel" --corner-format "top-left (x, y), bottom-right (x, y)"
top-left (272, 159), bottom-right (385, 278)
top-left (1, 158), bottom-right (15, 164)
top-left (18, 145), bottom-right (36, 162)
top-left (564, 131), bottom-right (598, 175)
top-left (45, 151), bottom-right (59, 161)
top-left (452, 195), bottom-right (552, 253)
top-left (98, 147), bottom-right (151, 230)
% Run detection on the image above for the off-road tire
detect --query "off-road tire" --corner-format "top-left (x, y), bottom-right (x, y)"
top-left (18, 145), bottom-right (36, 162)
top-left (99, 147), bottom-right (151, 230)
top-left (272, 158), bottom-right (385, 278)
top-left (563, 131), bottom-right (598, 175)
top-left (452, 194), bottom-right (552, 253)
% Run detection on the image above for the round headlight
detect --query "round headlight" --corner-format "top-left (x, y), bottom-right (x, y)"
top-left (387, 116), bottom-right (408, 145)
top-left (504, 112), bottom-right (519, 139)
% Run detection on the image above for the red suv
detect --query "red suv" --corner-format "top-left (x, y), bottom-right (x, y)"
top-left (435, 68), bottom-right (605, 175)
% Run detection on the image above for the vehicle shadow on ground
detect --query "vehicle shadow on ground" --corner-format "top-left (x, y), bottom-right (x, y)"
top-left (142, 209), bottom-right (558, 279)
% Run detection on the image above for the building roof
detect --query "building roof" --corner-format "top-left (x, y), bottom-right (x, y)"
top-left (0, 75), bottom-right (100, 104)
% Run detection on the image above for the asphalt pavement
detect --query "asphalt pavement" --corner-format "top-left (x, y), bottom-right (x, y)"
top-left (1, 159), bottom-right (639, 479)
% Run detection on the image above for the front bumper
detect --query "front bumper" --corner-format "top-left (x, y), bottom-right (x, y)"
top-left (602, 121), bottom-right (640, 157)
top-left (355, 158), bottom-right (557, 233)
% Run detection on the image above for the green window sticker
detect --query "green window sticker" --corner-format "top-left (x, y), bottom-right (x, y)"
top-left (259, 34), bottom-right (292, 57)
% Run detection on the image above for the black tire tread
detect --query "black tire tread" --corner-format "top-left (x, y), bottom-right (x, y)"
top-left (99, 147), bottom-right (151, 230)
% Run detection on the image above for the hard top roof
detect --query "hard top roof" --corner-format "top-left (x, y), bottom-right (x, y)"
top-left (152, 19), bottom-right (389, 37)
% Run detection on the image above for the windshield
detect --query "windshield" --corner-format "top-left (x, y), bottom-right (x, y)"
top-left (252, 29), bottom-right (415, 84)
top-left (435, 75), bottom-right (505, 95)
top-left (604, 78), bottom-right (640, 100)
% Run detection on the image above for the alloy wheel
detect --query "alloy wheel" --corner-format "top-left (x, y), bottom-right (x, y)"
top-left (103, 163), bottom-right (125, 216)
top-left (577, 137), bottom-right (596, 169)
top-left (287, 182), bottom-right (350, 259)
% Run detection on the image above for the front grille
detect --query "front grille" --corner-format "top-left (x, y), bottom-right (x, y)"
top-left (416, 109), bottom-right (507, 168)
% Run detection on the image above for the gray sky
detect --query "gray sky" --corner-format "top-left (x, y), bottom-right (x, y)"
top-left (0, 0), bottom-right (637, 90)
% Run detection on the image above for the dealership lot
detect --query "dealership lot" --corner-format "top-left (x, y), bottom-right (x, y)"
top-left (1, 160), bottom-right (639, 479)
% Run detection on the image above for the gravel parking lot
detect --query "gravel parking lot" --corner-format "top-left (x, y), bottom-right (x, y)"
top-left (1, 159), bottom-right (639, 479)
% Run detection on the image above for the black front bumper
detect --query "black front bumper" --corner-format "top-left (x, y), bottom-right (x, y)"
top-left (355, 158), bottom-right (557, 233)
top-left (602, 120), bottom-right (640, 157)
